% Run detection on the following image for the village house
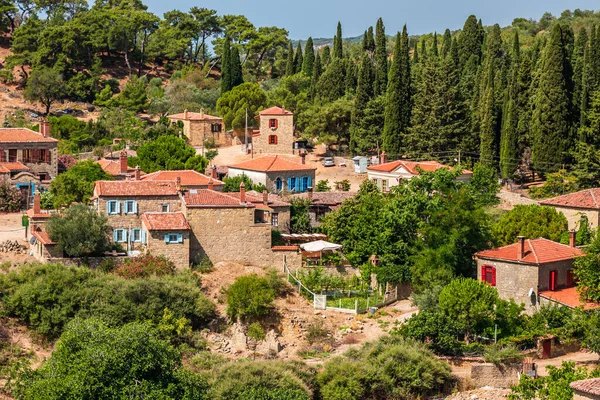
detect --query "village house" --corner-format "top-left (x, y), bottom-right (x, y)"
top-left (141, 169), bottom-right (224, 191)
top-left (97, 150), bottom-right (145, 180)
top-left (291, 188), bottom-right (356, 228)
top-left (571, 378), bottom-right (600, 399)
top-left (252, 106), bottom-right (295, 155)
top-left (367, 154), bottom-right (472, 191)
top-left (228, 155), bottom-right (316, 193)
top-left (0, 119), bottom-right (58, 196)
top-left (167, 109), bottom-right (228, 147)
top-left (27, 194), bottom-right (62, 262)
top-left (474, 234), bottom-right (585, 312)
top-left (141, 212), bottom-right (191, 270)
top-left (540, 188), bottom-right (600, 230)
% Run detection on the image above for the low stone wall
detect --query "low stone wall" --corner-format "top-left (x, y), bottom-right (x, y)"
top-left (471, 363), bottom-right (522, 388)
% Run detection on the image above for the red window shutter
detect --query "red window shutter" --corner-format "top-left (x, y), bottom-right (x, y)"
top-left (550, 271), bottom-right (557, 291)
top-left (46, 150), bottom-right (51, 163)
top-left (566, 270), bottom-right (573, 287)
top-left (274, 135), bottom-right (277, 144)
top-left (481, 265), bottom-right (486, 282)
top-left (275, 119), bottom-right (278, 128)
top-left (0, 149), bottom-right (3, 162)
top-left (491, 267), bottom-right (496, 287)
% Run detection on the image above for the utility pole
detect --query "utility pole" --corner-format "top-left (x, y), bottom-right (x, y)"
top-left (244, 108), bottom-right (248, 155)
top-left (458, 151), bottom-right (461, 166)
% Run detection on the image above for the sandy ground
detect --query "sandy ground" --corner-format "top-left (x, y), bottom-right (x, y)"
top-left (0, 213), bottom-right (35, 264)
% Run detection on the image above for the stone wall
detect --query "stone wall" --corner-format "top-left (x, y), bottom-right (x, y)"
top-left (547, 205), bottom-right (600, 230)
top-left (146, 230), bottom-right (190, 270)
top-left (470, 363), bottom-right (522, 388)
top-left (271, 205), bottom-right (290, 232)
top-left (1, 144), bottom-right (58, 179)
top-left (574, 391), bottom-right (600, 400)
top-left (253, 114), bottom-right (295, 155)
top-left (183, 119), bottom-right (230, 147)
top-left (265, 170), bottom-right (316, 193)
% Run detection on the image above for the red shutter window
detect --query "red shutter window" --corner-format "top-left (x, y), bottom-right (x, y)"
top-left (566, 269), bottom-right (574, 287)
top-left (492, 267), bottom-right (496, 286)
top-left (46, 149), bottom-right (51, 163)
top-left (0, 149), bottom-right (3, 162)
top-left (481, 265), bottom-right (486, 282)
top-left (268, 135), bottom-right (278, 145)
top-left (549, 270), bottom-right (557, 291)
top-left (482, 265), bottom-right (496, 287)
top-left (269, 119), bottom-right (278, 128)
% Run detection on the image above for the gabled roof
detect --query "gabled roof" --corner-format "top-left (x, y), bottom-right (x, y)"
top-left (246, 190), bottom-right (290, 207)
top-left (167, 112), bottom-right (222, 121)
top-left (0, 128), bottom-right (58, 143)
top-left (0, 161), bottom-right (30, 173)
top-left (540, 188), bottom-right (600, 210)
top-left (228, 155), bottom-right (315, 172)
top-left (93, 181), bottom-right (179, 197)
top-left (32, 231), bottom-right (55, 245)
top-left (182, 189), bottom-right (255, 208)
top-left (103, 149), bottom-right (137, 160)
top-left (291, 191), bottom-right (357, 205)
top-left (259, 106), bottom-right (293, 116)
top-left (141, 170), bottom-right (223, 187)
top-left (141, 212), bottom-right (190, 231)
top-left (368, 160), bottom-right (472, 175)
top-left (97, 159), bottom-right (144, 177)
top-left (475, 238), bottom-right (584, 264)
top-left (539, 287), bottom-right (600, 310)
top-left (571, 378), bottom-right (600, 395)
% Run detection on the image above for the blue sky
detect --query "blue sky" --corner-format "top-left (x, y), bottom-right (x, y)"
top-left (143, 0), bottom-right (599, 39)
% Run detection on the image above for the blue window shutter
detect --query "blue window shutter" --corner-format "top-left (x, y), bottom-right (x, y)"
top-left (164, 234), bottom-right (170, 243)
top-left (177, 234), bottom-right (183, 243)
top-left (115, 201), bottom-right (121, 214)
top-left (295, 178), bottom-right (300, 192)
top-left (107, 201), bottom-right (113, 214)
top-left (287, 178), bottom-right (292, 191)
top-left (133, 201), bottom-right (138, 214)
top-left (142, 230), bottom-right (147, 243)
top-left (113, 230), bottom-right (118, 242)
top-left (307, 176), bottom-right (312, 189)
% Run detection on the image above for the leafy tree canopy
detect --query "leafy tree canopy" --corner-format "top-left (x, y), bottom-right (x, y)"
top-left (49, 159), bottom-right (113, 207)
top-left (492, 204), bottom-right (568, 246)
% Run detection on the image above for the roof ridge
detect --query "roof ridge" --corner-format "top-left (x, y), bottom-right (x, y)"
top-left (528, 239), bottom-right (539, 264)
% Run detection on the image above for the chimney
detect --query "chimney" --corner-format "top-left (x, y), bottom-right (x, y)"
top-left (33, 194), bottom-right (41, 215)
top-left (517, 236), bottom-right (525, 260)
top-left (208, 178), bottom-right (214, 191)
top-left (211, 165), bottom-right (217, 179)
top-left (176, 176), bottom-right (181, 191)
top-left (39, 118), bottom-right (50, 138)
top-left (308, 186), bottom-right (313, 201)
top-left (119, 150), bottom-right (128, 174)
top-left (183, 109), bottom-right (188, 120)
top-left (240, 181), bottom-right (246, 204)
top-left (199, 108), bottom-right (205, 119)
top-left (570, 229), bottom-right (576, 248)
top-left (263, 189), bottom-right (268, 205)
top-left (134, 166), bottom-right (141, 181)
top-left (300, 152), bottom-right (306, 165)
top-left (380, 151), bottom-right (388, 164)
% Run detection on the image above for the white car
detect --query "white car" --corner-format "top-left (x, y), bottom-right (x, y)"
top-left (322, 157), bottom-right (335, 167)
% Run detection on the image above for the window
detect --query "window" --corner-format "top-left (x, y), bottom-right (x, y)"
top-left (113, 229), bottom-right (127, 243)
top-left (549, 270), bottom-right (557, 291)
top-left (22, 149), bottom-right (31, 162)
top-left (272, 212), bottom-right (279, 227)
top-left (382, 179), bottom-right (388, 192)
top-left (8, 149), bottom-right (17, 162)
top-left (567, 269), bottom-right (574, 287)
top-left (211, 123), bottom-right (222, 133)
top-left (38, 173), bottom-right (49, 181)
top-left (161, 204), bottom-right (170, 213)
top-left (288, 177), bottom-right (297, 192)
top-left (269, 119), bottom-right (278, 128)
top-left (268, 135), bottom-right (278, 145)
top-left (107, 200), bottom-right (120, 215)
top-left (39, 149), bottom-right (49, 163)
top-left (0, 149), bottom-right (4, 162)
top-left (481, 265), bottom-right (496, 286)
top-left (300, 176), bottom-right (311, 192)
top-left (164, 233), bottom-right (183, 244)
top-left (124, 200), bottom-right (138, 214)
top-left (275, 178), bottom-right (283, 191)
top-left (130, 228), bottom-right (142, 242)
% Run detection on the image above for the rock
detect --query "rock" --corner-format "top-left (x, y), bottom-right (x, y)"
top-left (256, 330), bottom-right (282, 356)
top-left (230, 322), bottom-right (247, 352)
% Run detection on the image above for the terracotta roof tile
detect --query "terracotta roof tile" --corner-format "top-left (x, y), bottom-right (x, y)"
top-left (141, 170), bottom-right (223, 187)
top-left (571, 378), bottom-right (600, 395)
top-left (246, 190), bottom-right (290, 207)
top-left (368, 159), bottom-right (473, 175)
top-left (292, 191), bottom-right (357, 205)
top-left (272, 245), bottom-right (299, 251)
top-left (475, 238), bottom-right (584, 264)
top-left (540, 287), bottom-right (600, 310)
top-left (32, 231), bottom-right (55, 245)
top-left (97, 159), bottom-right (144, 177)
top-left (182, 189), bottom-right (254, 207)
top-left (141, 212), bottom-right (190, 231)
top-left (27, 209), bottom-right (53, 218)
top-left (0, 162), bottom-right (30, 173)
top-left (0, 128), bottom-right (58, 143)
top-left (540, 188), bottom-right (600, 210)
top-left (94, 180), bottom-right (179, 197)
top-left (167, 112), bottom-right (222, 121)
top-left (228, 155), bottom-right (315, 172)
top-left (259, 106), bottom-right (293, 116)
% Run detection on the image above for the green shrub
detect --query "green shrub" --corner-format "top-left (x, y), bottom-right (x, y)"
top-left (484, 343), bottom-right (524, 365)
top-left (192, 257), bottom-right (214, 274)
top-left (226, 274), bottom-right (275, 320)
top-left (247, 322), bottom-right (266, 342)
top-left (114, 254), bottom-right (176, 278)
top-left (0, 183), bottom-right (22, 212)
top-left (305, 320), bottom-right (330, 345)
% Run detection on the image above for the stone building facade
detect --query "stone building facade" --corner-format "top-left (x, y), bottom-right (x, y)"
top-left (474, 236), bottom-right (583, 313)
top-left (252, 106), bottom-right (295, 155)
top-left (168, 109), bottom-right (229, 147)
top-left (540, 189), bottom-right (600, 230)
top-left (141, 212), bottom-right (191, 270)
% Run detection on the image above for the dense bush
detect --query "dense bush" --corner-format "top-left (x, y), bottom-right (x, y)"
top-left (226, 274), bottom-right (275, 320)
top-left (492, 204), bottom-right (568, 246)
top-left (49, 159), bottom-right (113, 207)
top-left (0, 263), bottom-right (215, 339)
top-left (114, 254), bottom-right (176, 278)
top-left (0, 183), bottom-right (22, 212)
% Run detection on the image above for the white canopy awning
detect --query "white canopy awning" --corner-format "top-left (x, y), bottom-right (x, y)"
top-left (299, 240), bottom-right (342, 252)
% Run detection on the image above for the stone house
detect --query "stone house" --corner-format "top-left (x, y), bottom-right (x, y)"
top-left (141, 212), bottom-right (191, 270)
top-left (168, 109), bottom-right (228, 147)
top-left (97, 150), bottom-right (145, 180)
top-left (290, 188), bottom-right (357, 228)
top-left (0, 119), bottom-right (58, 195)
top-left (246, 190), bottom-right (291, 231)
top-left (228, 155), bottom-right (316, 193)
top-left (540, 188), bottom-right (600, 230)
top-left (367, 156), bottom-right (472, 191)
top-left (571, 378), bottom-right (600, 399)
top-left (474, 235), bottom-right (584, 312)
top-left (252, 106), bottom-right (295, 155)
top-left (141, 169), bottom-right (224, 191)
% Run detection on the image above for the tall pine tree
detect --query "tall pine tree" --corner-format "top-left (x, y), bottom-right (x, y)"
top-left (334, 21), bottom-right (343, 58)
top-left (350, 53), bottom-right (375, 153)
top-left (230, 46), bottom-right (243, 89)
top-left (321, 46), bottom-right (331, 68)
top-left (572, 26), bottom-right (588, 129)
top-left (310, 52), bottom-right (322, 99)
top-left (294, 41), bottom-right (304, 74)
top-left (441, 29), bottom-right (452, 58)
top-left (374, 18), bottom-right (388, 96)
top-left (302, 37), bottom-right (315, 77)
top-left (220, 36), bottom-right (232, 93)
top-left (500, 31), bottom-right (521, 179)
top-left (458, 15), bottom-right (483, 68)
top-left (285, 41), bottom-right (295, 77)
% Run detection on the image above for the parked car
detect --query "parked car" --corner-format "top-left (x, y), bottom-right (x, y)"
top-left (322, 157), bottom-right (335, 167)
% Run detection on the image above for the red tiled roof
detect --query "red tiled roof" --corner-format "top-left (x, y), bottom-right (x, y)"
top-left (292, 191), bottom-right (357, 205)
top-left (475, 238), bottom-right (584, 264)
top-left (368, 160), bottom-right (473, 175)
top-left (141, 170), bottom-right (223, 187)
top-left (246, 190), bottom-right (290, 207)
top-left (97, 159), bottom-right (144, 177)
top-left (0, 128), bottom-right (58, 143)
top-left (540, 188), bottom-right (600, 210)
top-left (540, 287), bottom-right (600, 310)
top-left (229, 155), bottom-right (315, 172)
top-left (259, 106), bottom-right (293, 116)
top-left (32, 231), bottom-right (55, 245)
top-left (571, 378), bottom-right (600, 395)
top-left (141, 212), bottom-right (190, 231)
top-left (272, 245), bottom-right (299, 251)
top-left (94, 181), bottom-right (179, 197)
top-left (182, 189), bottom-right (254, 207)
top-left (0, 162), bottom-right (30, 173)
top-left (167, 112), bottom-right (222, 121)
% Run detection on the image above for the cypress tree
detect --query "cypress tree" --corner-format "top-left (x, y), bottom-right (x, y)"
top-left (581, 26), bottom-right (600, 129)
top-left (500, 31), bottom-right (521, 179)
top-left (374, 17), bottom-right (388, 96)
top-left (531, 24), bottom-right (574, 172)
top-left (350, 53), bottom-right (375, 153)
top-left (310, 52), bottom-right (322, 99)
top-left (220, 36), bottom-right (232, 93)
top-left (458, 15), bottom-right (482, 68)
top-left (334, 21), bottom-right (343, 58)
top-left (441, 29), bottom-right (452, 58)
top-left (383, 27), bottom-right (411, 154)
top-left (572, 27), bottom-right (588, 128)
top-left (362, 30), bottom-right (368, 52)
top-left (285, 40), bottom-right (294, 77)
top-left (294, 41), bottom-right (303, 74)
top-left (432, 33), bottom-right (439, 57)
top-left (321, 46), bottom-right (331, 68)
top-left (366, 26), bottom-right (375, 53)
top-left (413, 42), bottom-right (419, 64)
top-left (420, 39), bottom-right (427, 61)
top-left (345, 60), bottom-right (357, 94)
top-left (230, 46), bottom-right (243, 89)
top-left (315, 58), bottom-right (346, 103)
top-left (302, 37), bottom-right (315, 77)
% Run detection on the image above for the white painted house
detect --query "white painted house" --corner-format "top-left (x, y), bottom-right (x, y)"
top-left (367, 159), bottom-right (472, 191)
